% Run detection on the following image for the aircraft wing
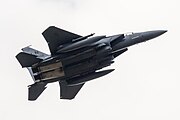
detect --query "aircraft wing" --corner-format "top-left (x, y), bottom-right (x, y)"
top-left (42, 26), bottom-right (82, 55)
top-left (59, 81), bottom-right (84, 99)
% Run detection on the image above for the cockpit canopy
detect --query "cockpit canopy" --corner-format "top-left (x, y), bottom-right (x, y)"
top-left (124, 32), bottom-right (134, 36)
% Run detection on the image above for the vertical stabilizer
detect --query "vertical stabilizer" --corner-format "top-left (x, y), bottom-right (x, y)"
top-left (28, 82), bottom-right (47, 101)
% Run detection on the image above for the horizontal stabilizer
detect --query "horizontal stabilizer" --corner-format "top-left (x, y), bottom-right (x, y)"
top-left (59, 81), bottom-right (84, 99)
top-left (16, 52), bottom-right (42, 67)
top-left (22, 46), bottom-right (50, 59)
top-left (28, 82), bottom-right (47, 101)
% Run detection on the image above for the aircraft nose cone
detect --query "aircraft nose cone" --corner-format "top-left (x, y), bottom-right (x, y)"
top-left (142, 30), bottom-right (167, 41)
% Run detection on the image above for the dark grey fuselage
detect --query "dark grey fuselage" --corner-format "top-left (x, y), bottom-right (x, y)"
top-left (16, 26), bottom-right (167, 100)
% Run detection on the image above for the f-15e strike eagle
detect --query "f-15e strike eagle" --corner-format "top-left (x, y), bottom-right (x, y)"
top-left (16, 26), bottom-right (167, 100)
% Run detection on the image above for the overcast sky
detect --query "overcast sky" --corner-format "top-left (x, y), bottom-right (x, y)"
top-left (0, 0), bottom-right (180, 120)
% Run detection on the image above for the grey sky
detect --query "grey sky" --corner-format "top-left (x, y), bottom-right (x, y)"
top-left (0, 0), bottom-right (180, 120)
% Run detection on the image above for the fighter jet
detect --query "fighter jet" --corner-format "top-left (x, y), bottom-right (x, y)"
top-left (16, 26), bottom-right (167, 100)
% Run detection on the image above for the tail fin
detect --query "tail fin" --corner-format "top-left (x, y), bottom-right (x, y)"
top-left (16, 52), bottom-right (42, 68)
top-left (28, 82), bottom-right (47, 101)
